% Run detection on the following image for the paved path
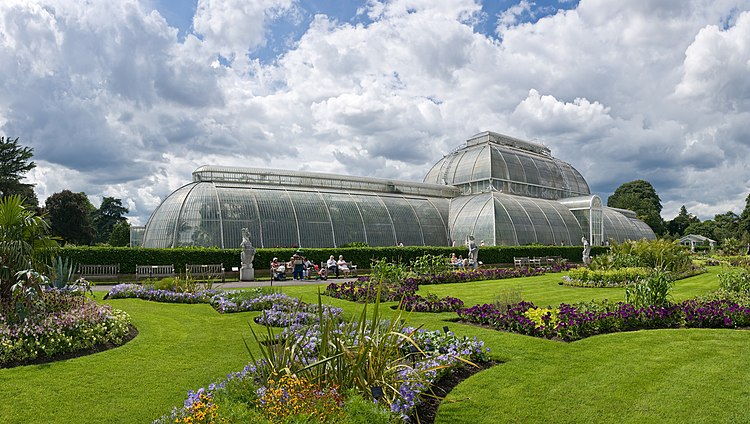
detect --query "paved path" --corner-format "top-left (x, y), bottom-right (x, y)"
top-left (91, 277), bottom-right (360, 292)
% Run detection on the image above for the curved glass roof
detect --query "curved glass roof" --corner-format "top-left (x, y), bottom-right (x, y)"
top-left (602, 207), bottom-right (656, 242)
top-left (194, 166), bottom-right (460, 198)
top-left (142, 181), bottom-right (451, 248)
top-left (449, 192), bottom-right (584, 246)
top-left (424, 131), bottom-right (590, 200)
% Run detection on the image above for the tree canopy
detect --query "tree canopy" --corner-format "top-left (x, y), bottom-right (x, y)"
top-left (92, 197), bottom-right (129, 243)
top-left (45, 190), bottom-right (96, 245)
top-left (666, 205), bottom-right (699, 237)
top-left (0, 136), bottom-right (38, 208)
top-left (607, 180), bottom-right (665, 235)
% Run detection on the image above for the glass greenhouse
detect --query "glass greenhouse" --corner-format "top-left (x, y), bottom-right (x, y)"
top-left (142, 131), bottom-right (655, 248)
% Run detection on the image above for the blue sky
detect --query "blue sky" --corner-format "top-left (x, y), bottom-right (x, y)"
top-left (1, 0), bottom-right (749, 225)
top-left (152, 0), bottom-right (580, 62)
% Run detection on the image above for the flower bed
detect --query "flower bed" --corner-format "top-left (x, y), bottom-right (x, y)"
top-left (399, 294), bottom-right (464, 313)
top-left (324, 278), bottom-right (418, 303)
top-left (407, 263), bottom-right (575, 286)
top-left (562, 267), bottom-right (652, 288)
top-left (1, 292), bottom-right (132, 366)
top-left (253, 301), bottom-right (343, 327)
top-left (457, 298), bottom-right (750, 342)
top-left (105, 284), bottom-right (298, 314)
top-left (562, 266), bottom-right (706, 288)
top-left (325, 264), bottom-right (575, 304)
top-left (156, 297), bottom-right (490, 423)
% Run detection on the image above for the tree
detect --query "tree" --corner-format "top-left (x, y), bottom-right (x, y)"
top-left (666, 205), bottom-right (699, 237)
top-left (739, 193), bottom-right (750, 241)
top-left (92, 197), bottom-right (129, 243)
top-left (684, 220), bottom-right (716, 241)
top-left (0, 136), bottom-right (38, 208)
top-left (0, 195), bottom-right (57, 319)
top-left (109, 220), bottom-right (131, 247)
top-left (713, 211), bottom-right (740, 243)
top-left (607, 180), bottom-right (665, 235)
top-left (45, 190), bottom-right (96, 245)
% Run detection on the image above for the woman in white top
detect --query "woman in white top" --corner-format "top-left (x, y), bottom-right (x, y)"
top-left (337, 255), bottom-right (350, 278)
top-left (326, 255), bottom-right (339, 278)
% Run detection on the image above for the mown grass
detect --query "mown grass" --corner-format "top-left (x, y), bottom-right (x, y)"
top-left (0, 266), bottom-right (742, 423)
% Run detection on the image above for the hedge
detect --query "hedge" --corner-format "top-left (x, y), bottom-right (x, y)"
top-left (59, 245), bottom-right (607, 274)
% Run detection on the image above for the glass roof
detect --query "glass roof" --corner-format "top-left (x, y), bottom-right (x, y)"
top-left (194, 165), bottom-right (459, 199)
top-left (142, 182), bottom-right (451, 249)
top-left (423, 131), bottom-right (590, 200)
top-left (449, 192), bottom-right (584, 246)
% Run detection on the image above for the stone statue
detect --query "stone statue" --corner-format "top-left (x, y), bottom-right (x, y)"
top-left (582, 236), bottom-right (591, 266)
top-left (466, 235), bottom-right (479, 269)
top-left (240, 228), bottom-right (256, 281)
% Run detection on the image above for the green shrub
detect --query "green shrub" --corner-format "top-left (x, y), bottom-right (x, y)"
top-left (565, 267), bottom-right (652, 288)
top-left (625, 270), bottom-right (674, 308)
top-left (718, 268), bottom-right (750, 294)
top-left (60, 245), bottom-right (605, 275)
top-left (590, 239), bottom-right (692, 274)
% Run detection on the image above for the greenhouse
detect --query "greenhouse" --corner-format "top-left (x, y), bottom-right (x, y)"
top-left (141, 131), bottom-right (655, 248)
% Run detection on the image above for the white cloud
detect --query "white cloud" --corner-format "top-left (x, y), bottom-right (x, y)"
top-left (3, 0), bottom-right (750, 227)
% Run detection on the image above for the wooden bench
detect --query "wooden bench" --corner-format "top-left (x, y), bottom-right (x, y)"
top-left (78, 264), bottom-right (120, 282)
top-left (185, 264), bottom-right (225, 282)
top-left (513, 257), bottom-right (530, 268)
top-left (135, 264), bottom-right (175, 282)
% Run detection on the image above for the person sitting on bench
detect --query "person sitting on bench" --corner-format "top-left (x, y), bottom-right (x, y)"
top-left (326, 255), bottom-right (339, 278)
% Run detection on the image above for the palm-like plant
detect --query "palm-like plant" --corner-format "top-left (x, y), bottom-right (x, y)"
top-left (0, 195), bottom-right (57, 318)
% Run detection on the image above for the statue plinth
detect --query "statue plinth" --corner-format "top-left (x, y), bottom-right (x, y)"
top-left (240, 267), bottom-right (255, 281)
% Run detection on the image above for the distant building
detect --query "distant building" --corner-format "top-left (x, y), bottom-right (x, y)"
top-left (142, 131), bottom-right (655, 248)
top-left (679, 234), bottom-right (716, 251)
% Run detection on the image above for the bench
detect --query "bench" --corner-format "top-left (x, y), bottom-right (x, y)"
top-left (513, 257), bottom-right (530, 268)
top-left (514, 256), bottom-right (567, 269)
top-left (322, 261), bottom-right (358, 278)
top-left (136, 264), bottom-right (175, 282)
top-left (78, 264), bottom-right (120, 282)
top-left (186, 264), bottom-right (225, 283)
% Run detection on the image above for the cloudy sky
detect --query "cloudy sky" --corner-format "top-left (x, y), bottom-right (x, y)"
top-left (2, 0), bottom-right (749, 225)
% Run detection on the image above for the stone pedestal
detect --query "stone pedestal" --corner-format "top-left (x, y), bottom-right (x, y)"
top-left (240, 267), bottom-right (255, 281)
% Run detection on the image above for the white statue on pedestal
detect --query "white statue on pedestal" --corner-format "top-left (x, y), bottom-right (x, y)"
top-left (582, 236), bottom-right (591, 266)
top-left (240, 228), bottom-right (256, 281)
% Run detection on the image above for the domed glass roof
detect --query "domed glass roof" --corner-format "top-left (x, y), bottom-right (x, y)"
top-left (424, 131), bottom-right (590, 200)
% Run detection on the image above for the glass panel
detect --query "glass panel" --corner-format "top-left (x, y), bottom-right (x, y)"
top-left (410, 198), bottom-right (449, 246)
top-left (217, 187), bottom-right (261, 248)
top-left (143, 184), bottom-right (193, 248)
top-left (175, 184), bottom-right (222, 247)
top-left (452, 146), bottom-right (484, 184)
top-left (353, 195), bottom-right (396, 246)
top-left (381, 196), bottom-right (423, 246)
top-left (254, 189), bottom-right (299, 248)
top-left (498, 196), bottom-right (535, 245)
top-left (325, 193), bottom-right (367, 246)
top-left (289, 190), bottom-right (334, 248)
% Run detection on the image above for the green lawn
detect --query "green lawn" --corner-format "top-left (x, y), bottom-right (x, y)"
top-left (1, 266), bottom-right (744, 423)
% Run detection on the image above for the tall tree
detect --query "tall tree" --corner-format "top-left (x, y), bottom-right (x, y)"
top-left (0, 136), bottom-right (38, 208)
top-left (684, 220), bottom-right (716, 241)
top-left (713, 211), bottom-right (740, 242)
top-left (666, 205), bottom-right (699, 237)
top-left (92, 197), bottom-right (129, 243)
top-left (739, 193), bottom-right (750, 241)
top-left (607, 180), bottom-right (666, 235)
top-left (45, 190), bottom-right (96, 245)
top-left (108, 220), bottom-right (131, 247)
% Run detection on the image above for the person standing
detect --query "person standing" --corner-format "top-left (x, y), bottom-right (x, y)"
top-left (291, 251), bottom-right (304, 280)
